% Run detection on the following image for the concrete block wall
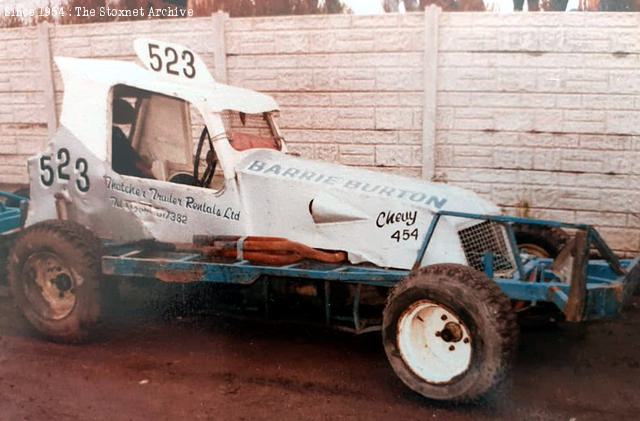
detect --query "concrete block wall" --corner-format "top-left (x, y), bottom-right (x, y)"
top-left (225, 13), bottom-right (426, 177)
top-left (435, 12), bottom-right (640, 254)
top-left (0, 11), bottom-right (638, 253)
top-left (0, 26), bottom-right (46, 186)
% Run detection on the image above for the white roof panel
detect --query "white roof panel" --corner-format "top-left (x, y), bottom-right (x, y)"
top-left (54, 56), bottom-right (279, 114)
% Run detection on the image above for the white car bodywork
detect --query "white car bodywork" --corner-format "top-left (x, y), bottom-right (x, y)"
top-left (25, 39), bottom-right (503, 271)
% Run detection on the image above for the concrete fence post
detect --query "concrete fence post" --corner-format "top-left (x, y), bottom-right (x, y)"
top-left (422, 5), bottom-right (441, 181)
top-left (37, 22), bottom-right (58, 141)
top-left (211, 11), bottom-right (229, 83)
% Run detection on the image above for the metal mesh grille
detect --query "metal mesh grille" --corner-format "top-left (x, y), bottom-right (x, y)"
top-left (458, 221), bottom-right (516, 276)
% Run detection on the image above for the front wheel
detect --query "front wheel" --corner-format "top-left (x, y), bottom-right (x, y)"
top-left (382, 264), bottom-right (518, 402)
top-left (7, 220), bottom-right (103, 343)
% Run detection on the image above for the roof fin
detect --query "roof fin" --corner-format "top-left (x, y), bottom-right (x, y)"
top-left (133, 38), bottom-right (215, 86)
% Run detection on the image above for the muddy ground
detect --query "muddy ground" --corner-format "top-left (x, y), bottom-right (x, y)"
top-left (0, 283), bottom-right (639, 421)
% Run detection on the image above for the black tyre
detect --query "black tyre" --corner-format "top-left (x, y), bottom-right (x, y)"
top-left (7, 220), bottom-right (103, 342)
top-left (382, 264), bottom-right (518, 402)
top-left (513, 223), bottom-right (568, 258)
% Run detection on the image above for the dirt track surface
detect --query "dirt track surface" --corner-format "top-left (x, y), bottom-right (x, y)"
top-left (1, 285), bottom-right (639, 421)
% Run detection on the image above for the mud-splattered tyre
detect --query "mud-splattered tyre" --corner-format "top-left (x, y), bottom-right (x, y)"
top-left (7, 220), bottom-right (103, 343)
top-left (382, 264), bottom-right (518, 402)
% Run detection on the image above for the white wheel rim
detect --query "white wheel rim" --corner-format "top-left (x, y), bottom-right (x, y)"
top-left (397, 300), bottom-right (472, 384)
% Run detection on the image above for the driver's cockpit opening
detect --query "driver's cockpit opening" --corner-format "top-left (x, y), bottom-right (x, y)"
top-left (110, 84), bottom-right (286, 189)
top-left (110, 84), bottom-right (198, 186)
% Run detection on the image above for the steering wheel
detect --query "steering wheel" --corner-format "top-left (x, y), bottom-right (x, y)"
top-left (194, 127), bottom-right (217, 187)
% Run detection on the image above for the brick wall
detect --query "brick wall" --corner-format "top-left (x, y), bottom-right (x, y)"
top-left (0, 11), bottom-right (638, 253)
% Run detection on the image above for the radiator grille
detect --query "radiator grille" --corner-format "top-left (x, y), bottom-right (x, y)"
top-left (458, 221), bottom-right (516, 276)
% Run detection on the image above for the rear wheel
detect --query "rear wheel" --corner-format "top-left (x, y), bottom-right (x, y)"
top-left (382, 264), bottom-right (518, 402)
top-left (7, 220), bottom-right (103, 342)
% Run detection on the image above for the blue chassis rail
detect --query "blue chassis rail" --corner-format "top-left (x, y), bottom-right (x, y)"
top-left (102, 211), bottom-right (640, 326)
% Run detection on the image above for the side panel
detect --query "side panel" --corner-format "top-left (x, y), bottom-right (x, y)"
top-left (26, 127), bottom-right (246, 244)
top-left (26, 129), bottom-right (482, 270)
top-left (235, 151), bottom-right (468, 269)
